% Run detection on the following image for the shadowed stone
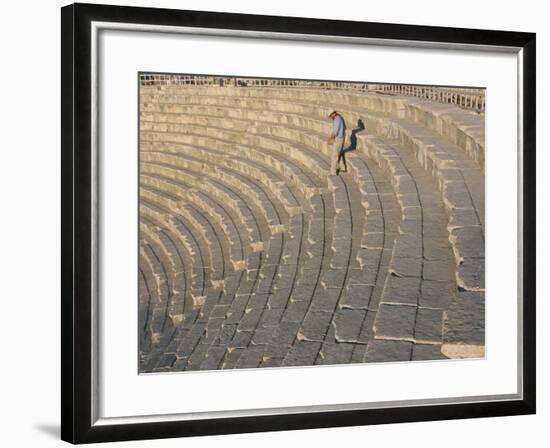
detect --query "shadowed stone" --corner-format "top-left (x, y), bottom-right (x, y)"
top-left (347, 267), bottom-right (377, 286)
top-left (236, 346), bottom-right (265, 369)
top-left (393, 233), bottom-right (423, 259)
top-left (259, 307), bottom-right (285, 327)
top-left (457, 257), bottom-right (485, 291)
top-left (423, 258), bottom-right (455, 282)
top-left (374, 303), bottom-right (416, 340)
top-left (309, 288), bottom-right (340, 311)
top-left (282, 341), bottom-right (322, 366)
top-left (298, 310), bottom-right (333, 341)
top-left (282, 299), bottom-right (310, 323)
top-left (321, 269), bottom-right (347, 289)
top-left (200, 346), bottom-right (227, 370)
top-left (389, 257), bottom-right (422, 278)
top-left (414, 308), bottom-right (444, 343)
top-left (419, 280), bottom-right (455, 309)
top-left (334, 309), bottom-right (367, 342)
top-left (412, 344), bottom-right (448, 361)
top-left (383, 276), bottom-right (420, 305)
top-left (443, 291), bottom-right (485, 346)
top-left (365, 340), bottom-right (413, 362)
top-left (251, 326), bottom-right (277, 345)
top-left (340, 284), bottom-right (373, 309)
top-left (229, 330), bottom-right (253, 348)
top-left (238, 308), bottom-right (263, 331)
top-left (317, 342), bottom-right (355, 365)
top-left (451, 226), bottom-right (485, 259)
top-left (221, 348), bottom-right (244, 369)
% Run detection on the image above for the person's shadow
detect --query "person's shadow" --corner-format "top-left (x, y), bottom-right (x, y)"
top-left (337, 119), bottom-right (365, 173)
top-left (344, 119), bottom-right (365, 153)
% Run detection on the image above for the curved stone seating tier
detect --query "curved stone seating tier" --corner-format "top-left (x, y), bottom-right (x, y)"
top-left (140, 223), bottom-right (187, 324)
top-left (140, 122), bottom-right (330, 184)
top-left (141, 159), bottom-right (265, 255)
top-left (141, 141), bottom-right (303, 218)
top-left (141, 195), bottom-right (226, 290)
top-left (140, 214), bottom-right (210, 312)
top-left (139, 203), bottom-right (213, 353)
top-left (139, 243), bottom-right (171, 346)
top-left (141, 151), bottom-right (287, 235)
top-left (141, 86), bottom-right (484, 167)
top-left (138, 267), bottom-right (153, 352)
top-left (140, 132), bottom-right (321, 201)
top-left (140, 173), bottom-right (248, 272)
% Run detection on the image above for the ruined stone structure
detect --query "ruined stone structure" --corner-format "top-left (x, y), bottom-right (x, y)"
top-left (138, 75), bottom-right (485, 372)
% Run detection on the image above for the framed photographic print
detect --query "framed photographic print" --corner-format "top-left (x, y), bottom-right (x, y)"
top-left (61, 2), bottom-right (536, 444)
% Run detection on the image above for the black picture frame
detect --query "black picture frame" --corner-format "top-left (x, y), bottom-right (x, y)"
top-left (61, 2), bottom-right (536, 444)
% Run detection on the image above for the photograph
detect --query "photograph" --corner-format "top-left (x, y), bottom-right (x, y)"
top-left (137, 74), bottom-right (486, 373)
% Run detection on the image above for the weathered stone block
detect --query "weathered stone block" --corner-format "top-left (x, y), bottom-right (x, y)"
top-left (412, 344), bottom-right (448, 361)
top-left (236, 346), bottom-right (265, 369)
top-left (321, 269), bottom-right (347, 289)
top-left (282, 341), bottom-right (322, 366)
top-left (451, 226), bottom-right (485, 259)
top-left (419, 280), bottom-right (455, 309)
top-left (382, 276), bottom-right (420, 305)
top-left (298, 310), bottom-right (333, 341)
top-left (309, 288), bottom-right (340, 312)
top-left (238, 307), bottom-right (263, 331)
top-left (457, 257), bottom-right (485, 291)
top-left (282, 299), bottom-right (310, 323)
top-left (374, 303), bottom-right (416, 340)
top-left (443, 291), bottom-right (485, 346)
top-left (389, 256), bottom-right (422, 278)
top-left (333, 309), bottom-right (367, 342)
top-left (270, 321), bottom-right (301, 346)
top-left (365, 339), bottom-right (413, 362)
top-left (393, 233), bottom-right (423, 259)
top-left (423, 258), bottom-right (455, 282)
top-left (414, 308), bottom-right (444, 343)
top-left (340, 284), bottom-right (373, 309)
top-left (317, 342), bottom-right (355, 365)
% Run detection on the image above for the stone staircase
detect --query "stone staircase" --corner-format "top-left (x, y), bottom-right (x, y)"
top-left (138, 85), bottom-right (485, 372)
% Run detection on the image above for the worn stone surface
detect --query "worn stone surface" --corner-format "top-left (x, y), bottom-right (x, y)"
top-left (365, 340), bottom-right (413, 362)
top-left (374, 303), bottom-right (417, 340)
top-left (138, 82), bottom-right (485, 372)
top-left (443, 291), bottom-right (485, 346)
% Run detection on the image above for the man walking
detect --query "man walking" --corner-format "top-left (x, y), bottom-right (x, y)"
top-left (328, 110), bottom-right (347, 175)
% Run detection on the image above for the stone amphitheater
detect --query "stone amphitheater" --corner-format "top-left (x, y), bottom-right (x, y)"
top-left (138, 75), bottom-right (485, 373)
